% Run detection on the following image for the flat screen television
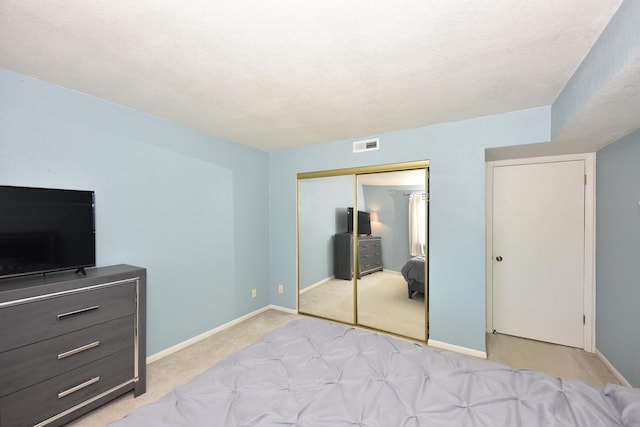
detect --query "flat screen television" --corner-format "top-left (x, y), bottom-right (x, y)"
top-left (347, 207), bottom-right (372, 236)
top-left (0, 185), bottom-right (95, 279)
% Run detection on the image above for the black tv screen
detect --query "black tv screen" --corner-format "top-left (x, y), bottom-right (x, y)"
top-left (347, 207), bottom-right (372, 235)
top-left (0, 185), bottom-right (95, 279)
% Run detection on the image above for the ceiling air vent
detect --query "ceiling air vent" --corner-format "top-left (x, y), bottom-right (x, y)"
top-left (353, 138), bottom-right (380, 153)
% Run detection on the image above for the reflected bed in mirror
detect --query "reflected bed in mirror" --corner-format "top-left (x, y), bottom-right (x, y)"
top-left (402, 255), bottom-right (426, 298)
top-left (356, 169), bottom-right (427, 340)
top-left (297, 162), bottom-right (429, 342)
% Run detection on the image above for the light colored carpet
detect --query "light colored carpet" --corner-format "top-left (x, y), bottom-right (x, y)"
top-left (486, 332), bottom-right (620, 388)
top-left (69, 309), bottom-right (621, 426)
top-left (299, 270), bottom-right (426, 340)
top-left (299, 277), bottom-right (355, 324)
top-left (357, 272), bottom-right (426, 340)
top-left (67, 309), bottom-right (300, 427)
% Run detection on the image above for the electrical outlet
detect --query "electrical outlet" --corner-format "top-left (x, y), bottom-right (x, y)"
top-left (251, 288), bottom-right (256, 298)
top-left (278, 284), bottom-right (284, 294)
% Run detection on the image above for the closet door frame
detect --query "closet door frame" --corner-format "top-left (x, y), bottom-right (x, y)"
top-left (296, 160), bottom-right (430, 340)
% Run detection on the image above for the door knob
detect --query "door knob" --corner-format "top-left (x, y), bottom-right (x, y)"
top-left (496, 256), bottom-right (503, 262)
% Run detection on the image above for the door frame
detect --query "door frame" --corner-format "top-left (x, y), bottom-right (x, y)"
top-left (485, 153), bottom-right (596, 352)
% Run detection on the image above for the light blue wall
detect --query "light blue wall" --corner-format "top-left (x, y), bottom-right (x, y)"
top-left (596, 128), bottom-right (640, 387)
top-left (270, 107), bottom-right (551, 352)
top-left (362, 185), bottom-right (424, 272)
top-left (0, 68), bottom-right (271, 356)
top-left (552, 0), bottom-right (639, 137)
top-left (0, 66), bottom-right (558, 357)
top-left (298, 175), bottom-right (353, 288)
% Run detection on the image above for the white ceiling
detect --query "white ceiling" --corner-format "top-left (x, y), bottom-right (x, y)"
top-left (359, 170), bottom-right (425, 186)
top-left (0, 0), bottom-right (628, 151)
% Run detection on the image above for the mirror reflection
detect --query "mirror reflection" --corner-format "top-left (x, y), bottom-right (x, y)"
top-left (298, 175), bottom-right (355, 323)
top-left (356, 170), bottom-right (427, 340)
top-left (297, 164), bottom-right (428, 341)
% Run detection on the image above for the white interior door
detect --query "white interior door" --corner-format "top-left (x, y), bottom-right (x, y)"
top-left (492, 160), bottom-right (585, 348)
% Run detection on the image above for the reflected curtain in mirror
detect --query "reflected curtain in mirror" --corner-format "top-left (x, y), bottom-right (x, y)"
top-left (409, 193), bottom-right (426, 256)
top-left (297, 161), bottom-right (429, 341)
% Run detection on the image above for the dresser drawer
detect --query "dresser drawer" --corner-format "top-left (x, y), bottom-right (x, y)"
top-left (358, 247), bottom-right (376, 258)
top-left (0, 315), bottom-right (134, 397)
top-left (0, 282), bottom-right (136, 353)
top-left (359, 253), bottom-right (382, 272)
top-left (358, 239), bottom-right (380, 254)
top-left (0, 349), bottom-right (134, 427)
top-left (358, 237), bottom-right (382, 276)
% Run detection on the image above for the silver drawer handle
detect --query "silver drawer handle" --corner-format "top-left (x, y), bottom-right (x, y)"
top-left (57, 305), bottom-right (100, 319)
top-left (58, 376), bottom-right (100, 399)
top-left (58, 341), bottom-right (101, 360)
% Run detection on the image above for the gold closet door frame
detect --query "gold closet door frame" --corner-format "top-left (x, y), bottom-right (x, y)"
top-left (296, 160), bottom-right (430, 340)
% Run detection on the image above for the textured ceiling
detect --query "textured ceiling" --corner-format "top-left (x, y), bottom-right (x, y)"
top-left (359, 170), bottom-right (425, 187)
top-left (0, 1), bottom-right (625, 151)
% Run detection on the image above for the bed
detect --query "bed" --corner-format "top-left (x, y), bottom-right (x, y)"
top-left (402, 256), bottom-right (425, 298)
top-left (108, 318), bottom-right (639, 426)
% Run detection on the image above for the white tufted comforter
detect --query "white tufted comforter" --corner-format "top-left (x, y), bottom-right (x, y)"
top-left (108, 318), bottom-right (640, 426)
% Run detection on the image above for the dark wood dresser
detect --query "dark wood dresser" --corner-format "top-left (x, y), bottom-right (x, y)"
top-left (0, 264), bottom-right (146, 427)
top-left (334, 234), bottom-right (382, 280)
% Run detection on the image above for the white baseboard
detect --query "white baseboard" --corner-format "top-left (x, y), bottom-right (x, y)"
top-left (268, 304), bottom-right (298, 315)
top-left (146, 304), bottom-right (296, 364)
top-left (145, 304), bottom-right (494, 364)
top-left (595, 348), bottom-right (632, 387)
top-left (428, 338), bottom-right (487, 360)
top-left (300, 276), bottom-right (335, 294)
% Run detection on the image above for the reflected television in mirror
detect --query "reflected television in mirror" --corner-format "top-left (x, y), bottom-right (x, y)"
top-left (346, 207), bottom-right (371, 235)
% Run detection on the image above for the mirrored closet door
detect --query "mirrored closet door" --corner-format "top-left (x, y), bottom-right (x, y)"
top-left (297, 161), bottom-right (429, 341)
top-left (356, 169), bottom-right (428, 340)
top-left (298, 174), bottom-right (355, 324)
